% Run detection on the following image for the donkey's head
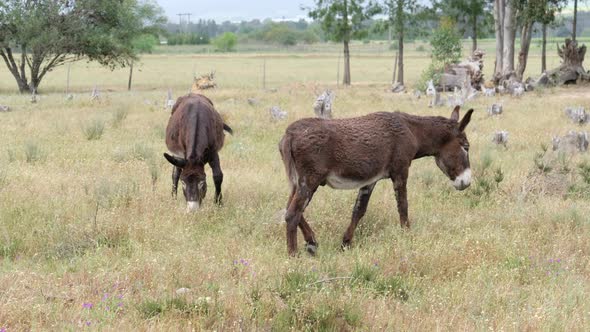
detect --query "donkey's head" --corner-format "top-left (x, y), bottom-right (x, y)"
top-left (434, 106), bottom-right (474, 191)
top-left (164, 153), bottom-right (207, 212)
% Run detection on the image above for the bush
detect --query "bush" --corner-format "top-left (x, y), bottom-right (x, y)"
top-left (132, 34), bottom-right (159, 54)
top-left (82, 118), bottom-right (105, 140)
top-left (213, 32), bottom-right (237, 52)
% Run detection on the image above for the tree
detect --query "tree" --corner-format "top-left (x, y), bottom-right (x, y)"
top-left (308, 0), bottom-right (380, 85)
top-left (430, 17), bottom-right (463, 66)
top-left (128, 34), bottom-right (160, 91)
top-left (212, 32), bottom-right (237, 52)
top-left (0, 0), bottom-right (165, 94)
top-left (513, 0), bottom-right (566, 80)
top-left (438, 0), bottom-right (493, 52)
top-left (381, 0), bottom-right (414, 86)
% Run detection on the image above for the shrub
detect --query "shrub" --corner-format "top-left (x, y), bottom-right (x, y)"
top-left (213, 32), bottom-right (237, 52)
top-left (82, 117), bottom-right (105, 140)
top-left (112, 106), bottom-right (128, 128)
top-left (24, 140), bottom-right (44, 163)
top-left (430, 17), bottom-right (462, 66)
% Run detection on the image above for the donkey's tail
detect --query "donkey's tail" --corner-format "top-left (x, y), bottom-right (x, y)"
top-left (279, 134), bottom-right (297, 187)
top-left (223, 123), bottom-right (233, 135)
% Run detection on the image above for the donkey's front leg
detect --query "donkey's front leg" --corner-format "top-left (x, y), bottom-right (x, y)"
top-left (342, 182), bottom-right (376, 249)
top-left (393, 169), bottom-right (410, 228)
top-left (209, 152), bottom-right (224, 205)
top-left (171, 166), bottom-right (182, 198)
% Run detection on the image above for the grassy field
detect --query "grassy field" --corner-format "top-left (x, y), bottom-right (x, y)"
top-left (1, 41), bottom-right (590, 330)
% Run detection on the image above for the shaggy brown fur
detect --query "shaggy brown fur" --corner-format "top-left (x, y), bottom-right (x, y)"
top-left (164, 93), bottom-right (232, 210)
top-left (279, 106), bottom-right (473, 256)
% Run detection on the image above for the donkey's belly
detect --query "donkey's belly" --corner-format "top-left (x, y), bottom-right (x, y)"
top-left (326, 172), bottom-right (384, 190)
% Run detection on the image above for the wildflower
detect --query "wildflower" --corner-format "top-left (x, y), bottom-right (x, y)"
top-left (85, 321), bottom-right (91, 327)
top-left (102, 293), bottom-right (109, 301)
top-left (105, 306), bottom-right (110, 312)
top-left (1, 327), bottom-right (6, 332)
top-left (117, 294), bottom-right (123, 299)
top-left (117, 302), bottom-right (123, 308)
top-left (82, 302), bottom-right (93, 309)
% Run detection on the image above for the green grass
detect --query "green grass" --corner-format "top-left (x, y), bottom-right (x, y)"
top-left (0, 43), bottom-right (590, 330)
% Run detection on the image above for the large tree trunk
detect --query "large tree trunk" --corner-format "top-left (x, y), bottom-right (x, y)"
top-left (535, 38), bottom-right (590, 86)
top-left (343, 40), bottom-right (351, 85)
top-left (493, 0), bottom-right (504, 76)
top-left (342, 0), bottom-right (351, 86)
top-left (516, 21), bottom-right (534, 81)
top-left (502, 2), bottom-right (516, 75)
top-left (542, 23), bottom-right (547, 72)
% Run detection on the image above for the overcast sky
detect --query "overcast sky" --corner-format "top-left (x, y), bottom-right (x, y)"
top-left (156, 0), bottom-right (317, 23)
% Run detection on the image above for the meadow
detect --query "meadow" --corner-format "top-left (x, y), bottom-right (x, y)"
top-left (0, 39), bottom-right (589, 330)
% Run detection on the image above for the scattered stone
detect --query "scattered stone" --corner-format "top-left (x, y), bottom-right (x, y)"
top-left (313, 90), bottom-right (334, 119)
top-left (512, 83), bottom-right (525, 97)
top-left (0, 105), bottom-right (10, 112)
top-left (429, 92), bottom-right (444, 108)
top-left (483, 87), bottom-right (496, 97)
top-left (175, 288), bottom-right (191, 295)
top-left (91, 86), bottom-right (100, 101)
top-left (269, 106), bottom-right (287, 121)
top-left (564, 106), bottom-right (588, 125)
top-left (487, 103), bottom-right (503, 116)
top-left (65, 94), bottom-right (74, 101)
top-left (391, 82), bottom-right (405, 93)
top-left (552, 131), bottom-right (589, 153)
top-left (166, 89), bottom-right (174, 110)
top-left (247, 98), bottom-right (258, 106)
top-left (496, 86), bottom-right (506, 95)
top-left (492, 131), bottom-right (509, 147)
top-left (426, 80), bottom-right (436, 96)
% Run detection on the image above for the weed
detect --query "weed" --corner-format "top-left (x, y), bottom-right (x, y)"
top-left (24, 140), bottom-right (44, 163)
top-left (82, 117), bottom-right (106, 140)
top-left (112, 106), bottom-right (129, 128)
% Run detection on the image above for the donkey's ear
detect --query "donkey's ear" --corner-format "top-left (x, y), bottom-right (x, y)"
top-left (450, 105), bottom-right (460, 121)
top-left (459, 109), bottom-right (474, 132)
top-left (164, 153), bottom-right (187, 168)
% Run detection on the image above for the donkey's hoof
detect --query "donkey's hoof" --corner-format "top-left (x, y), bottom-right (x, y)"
top-left (340, 241), bottom-right (351, 251)
top-left (305, 243), bottom-right (318, 256)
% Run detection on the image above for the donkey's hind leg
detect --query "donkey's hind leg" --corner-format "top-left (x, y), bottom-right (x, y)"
top-left (342, 182), bottom-right (376, 250)
top-left (171, 166), bottom-right (182, 198)
top-left (285, 182), bottom-right (317, 256)
top-left (285, 185), bottom-right (318, 256)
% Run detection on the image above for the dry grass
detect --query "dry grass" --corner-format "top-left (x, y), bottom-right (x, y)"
top-left (0, 41), bottom-right (590, 330)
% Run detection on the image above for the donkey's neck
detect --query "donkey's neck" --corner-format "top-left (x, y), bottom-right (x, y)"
top-left (402, 114), bottom-right (455, 159)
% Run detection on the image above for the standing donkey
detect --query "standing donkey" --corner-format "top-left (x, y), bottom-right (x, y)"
top-left (164, 93), bottom-right (232, 212)
top-left (279, 106), bottom-right (473, 256)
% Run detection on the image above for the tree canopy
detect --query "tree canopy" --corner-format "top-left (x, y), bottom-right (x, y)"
top-left (0, 0), bottom-right (165, 93)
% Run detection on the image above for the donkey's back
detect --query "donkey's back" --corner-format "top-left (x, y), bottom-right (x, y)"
top-left (279, 112), bottom-right (416, 190)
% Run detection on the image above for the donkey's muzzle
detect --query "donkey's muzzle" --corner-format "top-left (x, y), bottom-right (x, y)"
top-left (452, 168), bottom-right (471, 191)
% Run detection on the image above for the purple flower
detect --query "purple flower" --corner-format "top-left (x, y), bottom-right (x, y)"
top-left (233, 260), bottom-right (237, 265)
top-left (85, 321), bottom-right (91, 327)
top-left (117, 302), bottom-right (123, 308)
top-left (102, 293), bottom-right (109, 301)
top-left (117, 294), bottom-right (123, 299)
top-left (1, 327), bottom-right (6, 332)
top-left (557, 258), bottom-right (561, 263)
top-left (105, 306), bottom-right (110, 311)
top-left (549, 259), bottom-right (554, 263)
top-left (82, 302), bottom-right (93, 309)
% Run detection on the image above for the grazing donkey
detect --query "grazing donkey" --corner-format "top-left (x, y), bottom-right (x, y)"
top-left (164, 93), bottom-right (232, 212)
top-left (279, 106), bottom-right (473, 256)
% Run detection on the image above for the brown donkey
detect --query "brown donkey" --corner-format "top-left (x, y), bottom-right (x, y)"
top-left (279, 106), bottom-right (473, 256)
top-left (164, 93), bottom-right (232, 212)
